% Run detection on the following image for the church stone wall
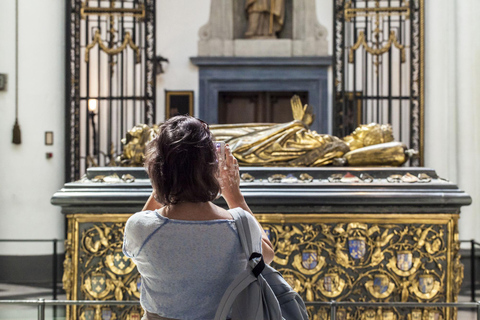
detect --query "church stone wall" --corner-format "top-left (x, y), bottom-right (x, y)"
top-left (0, 0), bottom-right (65, 256)
top-left (424, 0), bottom-right (480, 246)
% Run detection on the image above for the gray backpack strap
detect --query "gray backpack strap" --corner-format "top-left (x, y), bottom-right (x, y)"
top-left (214, 269), bottom-right (257, 320)
top-left (229, 208), bottom-right (253, 258)
top-left (214, 208), bottom-right (257, 320)
top-left (215, 208), bottom-right (282, 320)
top-left (230, 208), bottom-right (263, 260)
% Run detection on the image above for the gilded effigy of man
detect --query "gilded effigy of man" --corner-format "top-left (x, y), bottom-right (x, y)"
top-left (245, 0), bottom-right (285, 38)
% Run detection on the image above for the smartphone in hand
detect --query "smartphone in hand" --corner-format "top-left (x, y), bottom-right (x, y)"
top-left (215, 141), bottom-right (226, 161)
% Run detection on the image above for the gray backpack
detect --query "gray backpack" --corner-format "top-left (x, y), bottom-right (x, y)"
top-left (214, 208), bottom-right (309, 320)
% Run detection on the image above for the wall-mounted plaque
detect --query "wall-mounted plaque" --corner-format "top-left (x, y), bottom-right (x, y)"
top-left (165, 91), bottom-right (194, 119)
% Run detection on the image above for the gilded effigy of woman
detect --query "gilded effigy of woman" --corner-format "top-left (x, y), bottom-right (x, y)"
top-left (221, 121), bottom-right (349, 166)
top-left (245, 0), bottom-right (285, 38)
top-left (119, 96), bottom-right (409, 167)
top-left (210, 96), bottom-right (350, 166)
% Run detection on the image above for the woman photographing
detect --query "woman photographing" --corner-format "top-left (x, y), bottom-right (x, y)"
top-left (123, 115), bottom-right (274, 320)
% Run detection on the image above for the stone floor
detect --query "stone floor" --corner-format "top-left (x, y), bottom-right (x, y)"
top-left (0, 283), bottom-right (477, 320)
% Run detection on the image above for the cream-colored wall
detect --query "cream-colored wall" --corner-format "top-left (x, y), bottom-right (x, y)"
top-left (0, 0), bottom-right (478, 256)
top-left (0, 0), bottom-right (65, 255)
top-left (424, 0), bottom-right (480, 244)
top-left (155, 0), bottom-right (210, 121)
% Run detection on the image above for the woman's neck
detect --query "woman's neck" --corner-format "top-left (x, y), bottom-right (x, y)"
top-left (160, 201), bottom-right (231, 221)
top-left (162, 201), bottom-right (213, 219)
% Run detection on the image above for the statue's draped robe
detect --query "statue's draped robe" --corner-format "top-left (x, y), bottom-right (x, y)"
top-left (213, 120), bottom-right (350, 166)
top-left (245, 0), bottom-right (285, 38)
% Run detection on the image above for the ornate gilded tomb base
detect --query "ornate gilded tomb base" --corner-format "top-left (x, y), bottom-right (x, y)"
top-left (52, 167), bottom-right (471, 320)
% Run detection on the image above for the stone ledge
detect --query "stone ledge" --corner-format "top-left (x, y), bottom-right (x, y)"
top-left (190, 56), bottom-right (333, 67)
top-left (234, 39), bottom-right (292, 57)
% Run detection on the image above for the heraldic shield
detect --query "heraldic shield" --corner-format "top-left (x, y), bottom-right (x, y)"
top-left (302, 250), bottom-right (318, 269)
top-left (82, 308), bottom-right (95, 320)
top-left (349, 237), bottom-right (366, 259)
top-left (419, 274), bottom-right (435, 294)
top-left (91, 273), bottom-right (106, 295)
top-left (105, 248), bottom-right (135, 275)
top-left (319, 272), bottom-right (346, 298)
top-left (102, 308), bottom-right (113, 320)
top-left (323, 274), bottom-right (334, 292)
top-left (397, 251), bottom-right (413, 271)
top-left (373, 275), bottom-right (390, 294)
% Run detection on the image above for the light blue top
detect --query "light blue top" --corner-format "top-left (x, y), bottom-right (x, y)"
top-left (123, 208), bottom-right (249, 320)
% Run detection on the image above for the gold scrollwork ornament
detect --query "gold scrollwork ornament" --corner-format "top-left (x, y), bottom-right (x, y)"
top-left (128, 274), bottom-right (142, 299)
top-left (84, 224), bottom-right (111, 253)
top-left (407, 309), bottom-right (423, 320)
top-left (362, 309), bottom-right (377, 320)
top-left (311, 308), bottom-right (329, 320)
top-left (62, 238), bottom-right (74, 297)
top-left (336, 308), bottom-right (349, 320)
top-left (282, 273), bottom-right (304, 294)
top-left (85, 29), bottom-right (141, 63)
top-left (125, 310), bottom-right (142, 320)
top-left (272, 225), bottom-right (302, 257)
top-left (382, 310), bottom-right (397, 320)
top-left (240, 173), bottom-right (255, 182)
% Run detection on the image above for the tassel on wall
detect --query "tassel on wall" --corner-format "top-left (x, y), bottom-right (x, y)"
top-left (12, 0), bottom-right (21, 145)
top-left (12, 119), bottom-right (21, 144)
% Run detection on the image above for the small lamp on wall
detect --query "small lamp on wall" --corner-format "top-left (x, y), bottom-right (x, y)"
top-left (88, 99), bottom-right (98, 155)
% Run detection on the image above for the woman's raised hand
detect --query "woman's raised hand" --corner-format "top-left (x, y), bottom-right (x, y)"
top-left (217, 145), bottom-right (242, 204)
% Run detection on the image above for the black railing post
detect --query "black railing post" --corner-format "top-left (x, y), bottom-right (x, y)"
top-left (331, 300), bottom-right (337, 320)
top-left (472, 239), bottom-right (476, 302)
top-left (53, 239), bottom-right (58, 318)
top-left (53, 239), bottom-right (58, 300)
top-left (37, 298), bottom-right (45, 320)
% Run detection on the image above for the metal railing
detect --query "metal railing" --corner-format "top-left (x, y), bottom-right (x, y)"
top-left (0, 238), bottom-right (479, 318)
top-left (0, 300), bottom-right (480, 320)
top-left (306, 301), bottom-right (480, 320)
top-left (0, 239), bottom-right (62, 300)
top-left (0, 299), bottom-right (138, 320)
top-left (460, 239), bottom-right (480, 302)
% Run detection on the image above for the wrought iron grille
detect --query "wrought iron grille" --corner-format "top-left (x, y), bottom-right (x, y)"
top-left (333, 0), bottom-right (424, 166)
top-left (66, 0), bottom-right (156, 181)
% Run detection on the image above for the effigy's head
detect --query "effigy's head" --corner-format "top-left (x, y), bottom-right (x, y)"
top-left (118, 124), bottom-right (158, 166)
top-left (343, 123), bottom-right (394, 151)
top-left (144, 115), bottom-right (220, 205)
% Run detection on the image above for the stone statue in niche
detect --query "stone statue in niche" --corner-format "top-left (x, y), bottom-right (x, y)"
top-left (244, 0), bottom-right (285, 39)
top-left (197, 0), bottom-right (328, 56)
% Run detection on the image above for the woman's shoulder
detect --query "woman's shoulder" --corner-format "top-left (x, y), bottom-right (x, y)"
top-left (125, 210), bottom-right (165, 233)
top-left (123, 210), bottom-right (166, 258)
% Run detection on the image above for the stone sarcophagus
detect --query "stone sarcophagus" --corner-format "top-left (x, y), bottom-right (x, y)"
top-left (52, 166), bottom-right (471, 320)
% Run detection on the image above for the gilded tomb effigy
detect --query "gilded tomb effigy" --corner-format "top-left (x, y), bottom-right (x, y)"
top-left (52, 97), bottom-right (470, 320)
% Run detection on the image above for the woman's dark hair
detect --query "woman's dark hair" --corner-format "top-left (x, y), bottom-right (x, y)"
top-left (144, 115), bottom-right (220, 205)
